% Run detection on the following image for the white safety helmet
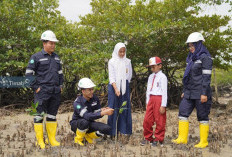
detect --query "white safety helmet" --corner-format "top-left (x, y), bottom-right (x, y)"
top-left (186, 32), bottom-right (205, 43)
top-left (41, 30), bottom-right (59, 42)
top-left (78, 78), bottom-right (96, 89)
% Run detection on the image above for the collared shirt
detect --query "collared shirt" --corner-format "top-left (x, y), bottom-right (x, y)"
top-left (146, 71), bottom-right (168, 107)
top-left (108, 58), bottom-right (132, 84)
top-left (71, 94), bottom-right (102, 122)
top-left (183, 54), bottom-right (212, 99)
top-left (25, 49), bottom-right (63, 93)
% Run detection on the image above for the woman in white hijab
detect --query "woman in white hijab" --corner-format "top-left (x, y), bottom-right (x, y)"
top-left (107, 42), bottom-right (133, 137)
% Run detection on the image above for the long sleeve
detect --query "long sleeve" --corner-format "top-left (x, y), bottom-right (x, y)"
top-left (108, 59), bottom-right (116, 84)
top-left (58, 60), bottom-right (64, 87)
top-left (201, 56), bottom-right (212, 95)
top-left (146, 71), bottom-right (168, 106)
top-left (161, 75), bottom-right (168, 107)
top-left (146, 74), bottom-right (153, 104)
top-left (74, 101), bottom-right (102, 121)
top-left (25, 55), bottom-right (38, 91)
top-left (127, 60), bottom-right (132, 82)
top-left (92, 98), bottom-right (103, 118)
top-left (82, 108), bottom-right (102, 121)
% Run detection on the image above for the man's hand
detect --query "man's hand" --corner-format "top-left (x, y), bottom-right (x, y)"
top-left (159, 106), bottom-right (166, 114)
top-left (36, 87), bottom-right (41, 93)
top-left (101, 108), bottom-right (114, 116)
top-left (101, 107), bottom-right (110, 111)
top-left (201, 95), bottom-right (207, 103)
top-left (181, 93), bottom-right (184, 98)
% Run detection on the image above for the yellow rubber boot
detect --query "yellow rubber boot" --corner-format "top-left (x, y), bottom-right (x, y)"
top-left (34, 123), bottom-right (45, 149)
top-left (194, 123), bottom-right (209, 148)
top-left (172, 120), bottom-right (189, 144)
top-left (85, 132), bottom-right (99, 144)
top-left (46, 122), bottom-right (60, 146)
top-left (75, 129), bottom-right (86, 146)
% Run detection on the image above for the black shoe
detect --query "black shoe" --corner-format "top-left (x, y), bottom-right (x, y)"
top-left (140, 139), bottom-right (153, 146)
top-left (151, 141), bottom-right (164, 147)
top-left (151, 141), bottom-right (158, 147)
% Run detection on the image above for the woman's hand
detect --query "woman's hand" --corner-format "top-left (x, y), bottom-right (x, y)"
top-left (201, 95), bottom-right (207, 103)
top-left (115, 89), bottom-right (120, 97)
top-left (159, 106), bottom-right (166, 114)
top-left (112, 82), bottom-right (120, 97)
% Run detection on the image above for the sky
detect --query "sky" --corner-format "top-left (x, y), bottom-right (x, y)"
top-left (58, 0), bottom-right (232, 26)
top-left (58, 0), bottom-right (92, 23)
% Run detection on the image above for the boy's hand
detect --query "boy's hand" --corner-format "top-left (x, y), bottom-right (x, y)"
top-left (159, 106), bottom-right (166, 114)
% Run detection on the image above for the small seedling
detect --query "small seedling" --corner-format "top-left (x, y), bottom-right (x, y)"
top-left (115, 101), bottom-right (127, 145)
top-left (25, 102), bottom-right (45, 121)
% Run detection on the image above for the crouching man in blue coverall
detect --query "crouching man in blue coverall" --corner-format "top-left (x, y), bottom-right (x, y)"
top-left (70, 78), bottom-right (114, 146)
top-left (172, 32), bottom-right (213, 148)
top-left (25, 30), bottom-right (63, 149)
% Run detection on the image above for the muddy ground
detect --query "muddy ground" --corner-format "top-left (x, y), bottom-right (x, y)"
top-left (0, 96), bottom-right (232, 157)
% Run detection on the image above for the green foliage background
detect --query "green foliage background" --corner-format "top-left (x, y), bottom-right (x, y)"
top-left (0, 0), bottom-right (231, 106)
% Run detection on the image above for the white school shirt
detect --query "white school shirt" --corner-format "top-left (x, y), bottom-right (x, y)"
top-left (108, 58), bottom-right (132, 84)
top-left (146, 70), bottom-right (168, 107)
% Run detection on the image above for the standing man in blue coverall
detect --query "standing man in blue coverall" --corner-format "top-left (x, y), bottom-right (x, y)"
top-left (172, 32), bottom-right (212, 148)
top-left (25, 30), bottom-right (63, 149)
top-left (70, 78), bottom-right (114, 146)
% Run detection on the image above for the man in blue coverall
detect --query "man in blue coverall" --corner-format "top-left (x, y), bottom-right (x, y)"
top-left (25, 30), bottom-right (63, 149)
top-left (70, 78), bottom-right (114, 146)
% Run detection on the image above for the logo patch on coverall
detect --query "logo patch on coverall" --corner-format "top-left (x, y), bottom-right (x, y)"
top-left (30, 59), bottom-right (34, 64)
top-left (76, 104), bottom-right (81, 109)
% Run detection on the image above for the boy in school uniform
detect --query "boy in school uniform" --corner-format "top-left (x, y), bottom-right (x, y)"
top-left (141, 57), bottom-right (168, 146)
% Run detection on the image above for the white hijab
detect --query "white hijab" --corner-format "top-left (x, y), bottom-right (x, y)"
top-left (111, 42), bottom-right (127, 95)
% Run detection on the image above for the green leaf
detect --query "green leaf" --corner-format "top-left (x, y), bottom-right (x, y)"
top-left (32, 102), bottom-right (36, 109)
top-left (119, 108), bottom-right (124, 114)
top-left (32, 108), bottom-right (37, 113)
top-left (25, 108), bottom-right (32, 112)
top-left (35, 102), bottom-right (39, 108)
top-left (121, 101), bottom-right (127, 107)
top-left (29, 112), bottom-right (35, 116)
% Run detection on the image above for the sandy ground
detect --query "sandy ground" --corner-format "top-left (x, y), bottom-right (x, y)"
top-left (0, 99), bottom-right (232, 157)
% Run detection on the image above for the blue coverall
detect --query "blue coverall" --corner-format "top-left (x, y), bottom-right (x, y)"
top-left (70, 94), bottom-right (111, 135)
top-left (179, 53), bottom-right (213, 122)
top-left (25, 49), bottom-right (63, 122)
